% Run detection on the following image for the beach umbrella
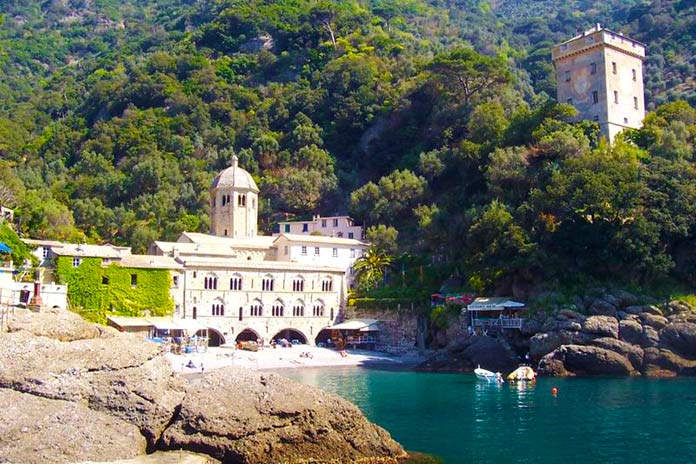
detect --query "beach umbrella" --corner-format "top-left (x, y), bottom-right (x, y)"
top-left (0, 242), bottom-right (11, 253)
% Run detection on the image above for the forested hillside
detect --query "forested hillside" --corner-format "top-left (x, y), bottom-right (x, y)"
top-left (0, 0), bottom-right (695, 295)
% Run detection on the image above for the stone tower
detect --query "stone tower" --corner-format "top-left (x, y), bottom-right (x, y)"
top-left (552, 24), bottom-right (646, 141)
top-left (209, 156), bottom-right (259, 238)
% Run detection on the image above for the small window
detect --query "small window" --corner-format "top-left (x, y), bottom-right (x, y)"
top-left (284, 224), bottom-right (290, 233)
top-left (321, 219), bottom-right (327, 228)
top-left (592, 91), bottom-right (599, 104)
top-left (348, 232), bottom-right (354, 239)
top-left (332, 248), bottom-right (338, 257)
top-left (42, 247), bottom-right (49, 259)
top-left (632, 69), bottom-right (637, 81)
top-left (314, 247), bottom-right (320, 256)
top-left (302, 223), bottom-right (309, 232)
top-left (172, 276), bottom-right (179, 288)
top-left (131, 274), bottom-right (137, 287)
top-left (72, 257), bottom-right (81, 267)
top-left (564, 70), bottom-right (570, 82)
top-left (224, 229), bottom-right (228, 236)
top-left (634, 97), bottom-right (639, 110)
top-left (102, 276), bottom-right (109, 285)
top-left (350, 248), bottom-right (356, 258)
top-left (614, 91), bottom-right (619, 104)
top-left (301, 246), bottom-right (307, 255)
top-left (593, 115), bottom-right (599, 121)
top-left (193, 271), bottom-right (197, 278)
top-left (590, 62), bottom-right (597, 75)
top-left (624, 117), bottom-right (629, 124)
top-left (612, 62), bottom-right (617, 74)
top-left (333, 219), bottom-right (338, 227)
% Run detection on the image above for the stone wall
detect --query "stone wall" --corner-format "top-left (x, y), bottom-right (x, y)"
top-left (344, 305), bottom-right (421, 353)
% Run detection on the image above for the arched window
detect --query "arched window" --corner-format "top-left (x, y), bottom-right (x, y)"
top-left (250, 300), bottom-right (263, 317)
top-left (321, 277), bottom-right (333, 292)
top-left (292, 300), bottom-right (305, 317)
top-left (312, 301), bottom-right (325, 317)
top-left (230, 274), bottom-right (243, 291)
top-left (292, 276), bottom-right (304, 292)
top-left (221, 195), bottom-right (226, 206)
top-left (262, 275), bottom-right (274, 291)
top-left (192, 307), bottom-right (197, 319)
top-left (204, 274), bottom-right (218, 290)
top-left (238, 193), bottom-right (246, 207)
top-left (272, 301), bottom-right (284, 317)
top-left (212, 301), bottom-right (225, 316)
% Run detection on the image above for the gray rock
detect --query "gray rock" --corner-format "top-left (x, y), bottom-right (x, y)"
top-left (537, 350), bottom-right (572, 377)
top-left (79, 451), bottom-right (220, 463)
top-left (618, 319), bottom-right (643, 345)
top-left (588, 299), bottom-right (617, 317)
top-left (0, 389), bottom-right (145, 464)
top-left (544, 345), bottom-right (636, 376)
top-left (589, 337), bottom-right (644, 370)
top-left (659, 322), bottom-right (696, 359)
top-left (159, 369), bottom-right (406, 464)
top-left (642, 347), bottom-right (696, 377)
top-left (582, 316), bottom-right (619, 339)
top-left (641, 326), bottom-right (661, 348)
top-left (558, 309), bottom-right (585, 320)
top-left (639, 313), bottom-right (668, 330)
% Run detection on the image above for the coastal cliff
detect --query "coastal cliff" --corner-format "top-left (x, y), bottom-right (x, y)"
top-left (0, 308), bottom-right (406, 464)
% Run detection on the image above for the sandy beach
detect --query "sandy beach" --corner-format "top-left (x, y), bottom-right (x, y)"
top-left (166, 344), bottom-right (424, 373)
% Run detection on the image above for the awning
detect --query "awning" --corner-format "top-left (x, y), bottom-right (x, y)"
top-left (0, 242), bottom-right (12, 253)
top-left (330, 318), bottom-right (380, 331)
top-left (468, 297), bottom-right (525, 311)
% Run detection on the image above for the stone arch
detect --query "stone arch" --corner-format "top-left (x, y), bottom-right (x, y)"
top-left (196, 328), bottom-right (225, 347)
top-left (271, 328), bottom-right (308, 345)
top-left (314, 327), bottom-right (333, 346)
top-left (236, 328), bottom-right (261, 342)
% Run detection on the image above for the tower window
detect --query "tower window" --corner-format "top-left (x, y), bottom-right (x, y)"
top-left (612, 62), bottom-right (617, 74)
top-left (592, 91), bottom-right (599, 104)
top-left (590, 63), bottom-right (596, 75)
top-left (237, 194), bottom-right (246, 207)
top-left (634, 97), bottom-right (639, 110)
top-left (221, 195), bottom-right (226, 206)
top-left (614, 91), bottom-right (619, 104)
top-left (632, 69), bottom-right (637, 81)
top-left (564, 70), bottom-right (570, 82)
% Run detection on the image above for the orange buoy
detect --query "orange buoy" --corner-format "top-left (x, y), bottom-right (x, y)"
top-left (551, 387), bottom-right (559, 396)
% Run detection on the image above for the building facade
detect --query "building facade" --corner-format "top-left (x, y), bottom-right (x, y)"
top-left (276, 215), bottom-right (363, 240)
top-left (552, 24), bottom-right (646, 141)
top-left (148, 159), bottom-right (368, 346)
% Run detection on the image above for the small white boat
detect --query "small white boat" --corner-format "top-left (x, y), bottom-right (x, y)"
top-left (474, 365), bottom-right (503, 383)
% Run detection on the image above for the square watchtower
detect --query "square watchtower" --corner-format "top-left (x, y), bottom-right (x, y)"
top-left (552, 24), bottom-right (646, 141)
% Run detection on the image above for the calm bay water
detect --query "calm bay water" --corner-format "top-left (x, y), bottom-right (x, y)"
top-left (279, 367), bottom-right (696, 463)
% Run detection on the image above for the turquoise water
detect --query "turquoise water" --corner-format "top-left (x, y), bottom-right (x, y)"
top-left (279, 367), bottom-right (696, 463)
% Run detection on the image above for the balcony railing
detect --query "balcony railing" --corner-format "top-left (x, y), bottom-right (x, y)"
top-left (471, 317), bottom-right (523, 329)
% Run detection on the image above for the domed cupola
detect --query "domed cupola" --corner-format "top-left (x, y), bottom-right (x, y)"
top-left (209, 156), bottom-right (259, 238)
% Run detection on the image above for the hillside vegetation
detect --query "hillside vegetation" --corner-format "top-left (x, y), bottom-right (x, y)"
top-left (0, 0), bottom-right (694, 295)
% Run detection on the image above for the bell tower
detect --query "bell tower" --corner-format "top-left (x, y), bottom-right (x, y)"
top-left (209, 156), bottom-right (259, 238)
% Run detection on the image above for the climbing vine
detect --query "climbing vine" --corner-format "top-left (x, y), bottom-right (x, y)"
top-left (55, 257), bottom-right (174, 323)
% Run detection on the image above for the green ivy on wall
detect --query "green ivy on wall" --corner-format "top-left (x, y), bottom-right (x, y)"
top-left (55, 256), bottom-right (174, 323)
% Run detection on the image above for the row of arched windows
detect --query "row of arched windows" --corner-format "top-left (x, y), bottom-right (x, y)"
top-left (201, 275), bottom-right (333, 292)
top-left (202, 304), bottom-right (335, 321)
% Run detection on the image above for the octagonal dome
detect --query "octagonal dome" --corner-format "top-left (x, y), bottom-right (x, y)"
top-left (210, 156), bottom-right (259, 192)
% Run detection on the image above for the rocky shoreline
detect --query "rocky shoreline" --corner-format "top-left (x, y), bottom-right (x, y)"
top-left (0, 308), bottom-right (407, 464)
top-left (417, 293), bottom-right (696, 378)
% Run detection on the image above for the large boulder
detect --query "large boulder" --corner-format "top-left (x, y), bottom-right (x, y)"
top-left (639, 313), bottom-right (668, 330)
top-left (641, 325), bottom-right (661, 348)
top-left (658, 322), bottom-right (696, 359)
top-left (588, 299), bottom-right (618, 317)
top-left (0, 330), bottom-right (186, 445)
top-left (529, 330), bottom-right (597, 359)
top-left (159, 369), bottom-right (406, 464)
top-left (0, 389), bottom-right (145, 464)
top-left (581, 316), bottom-right (619, 339)
top-left (589, 337), bottom-right (644, 370)
top-left (537, 345), bottom-right (636, 376)
top-left (642, 347), bottom-right (696, 377)
top-left (625, 305), bottom-right (662, 316)
top-left (618, 319), bottom-right (643, 345)
top-left (7, 307), bottom-right (101, 341)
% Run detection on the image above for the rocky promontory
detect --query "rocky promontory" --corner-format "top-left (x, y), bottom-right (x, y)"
top-left (0, 308), bottom-right (406, 464)
top-left (533, 299), bottom-right (696, 377)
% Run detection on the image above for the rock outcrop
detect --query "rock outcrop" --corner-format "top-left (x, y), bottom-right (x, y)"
top-left (534, 295), bottom-right (696, 377)
top-left (0, 308), bottom-right (406, 463)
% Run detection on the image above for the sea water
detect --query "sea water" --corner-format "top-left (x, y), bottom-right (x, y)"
top-left (279, 367), bottom-right (696, 463)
